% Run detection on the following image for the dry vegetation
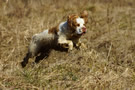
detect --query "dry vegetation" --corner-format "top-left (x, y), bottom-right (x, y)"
top-left (0, 0), bottom-right (135, 89)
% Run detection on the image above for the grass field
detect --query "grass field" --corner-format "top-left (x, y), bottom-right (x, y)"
top-left (0, 0), bottom-right (135, 89)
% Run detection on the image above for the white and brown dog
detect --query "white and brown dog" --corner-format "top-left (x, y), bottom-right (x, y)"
top-left (21, 11), bottom-right (88, 67)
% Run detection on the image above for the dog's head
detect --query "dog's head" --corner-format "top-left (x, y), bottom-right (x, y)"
top-left (67, 10), bottom-right (88, 35)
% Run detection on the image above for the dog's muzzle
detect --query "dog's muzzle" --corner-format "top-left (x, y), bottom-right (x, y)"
top-left (82, 27), bottom-right (87, 34)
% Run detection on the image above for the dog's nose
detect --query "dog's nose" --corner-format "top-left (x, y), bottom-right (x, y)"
top-left (82, 27), bottom-right (86, 32)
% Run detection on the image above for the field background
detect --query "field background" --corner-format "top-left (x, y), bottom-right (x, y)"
top-left (0, 0), bottom-right (135, 89)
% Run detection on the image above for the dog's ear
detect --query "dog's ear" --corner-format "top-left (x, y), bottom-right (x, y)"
top-left (67, 15), bottom-right (73, 27)
top-left (67, 14), bottom-right (79, 27)
top-left (80, 10), bottom-right (88, 24)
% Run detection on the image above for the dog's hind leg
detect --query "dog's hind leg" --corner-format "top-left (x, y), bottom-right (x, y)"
top-left (21, 52), bottom-right (32, 68)
top-left (21, 41), bottom-right (39, 67)
top-left (35, 49), bottom-right (50, 63)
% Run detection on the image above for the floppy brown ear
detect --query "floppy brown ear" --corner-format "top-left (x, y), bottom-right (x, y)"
top-left (67, 15), bottom-right (71, 21)
top-left (67, 15), bottom-right (72, 27)
top-left (80, 10), bottom-right (88, 23)
top-left (67, 14), bottom-right (76, 27)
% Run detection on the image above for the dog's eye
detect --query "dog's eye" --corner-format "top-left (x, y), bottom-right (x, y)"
top-left (77, 24), bottom-right (80, 26)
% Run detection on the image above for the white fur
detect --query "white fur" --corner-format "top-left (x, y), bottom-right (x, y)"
top-left (57, 21), bottom-right (74, 50)
top-left (76, 17), bottom-right (86, 35)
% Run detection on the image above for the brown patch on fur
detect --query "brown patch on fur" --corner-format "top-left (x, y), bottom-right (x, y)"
top-left (67, 14), bottom-right (79, 26)
top-left (80, 10), bottom-right (88, 23)
top-left (48, 26), bottom-right (59, 34)
top-left (67, 14), bottom-right (79, 32)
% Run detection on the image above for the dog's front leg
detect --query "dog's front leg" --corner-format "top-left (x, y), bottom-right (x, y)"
top-left (73, 38), bottom-right (87, 50)
top-left (58, 37), bottom-right (73, 51)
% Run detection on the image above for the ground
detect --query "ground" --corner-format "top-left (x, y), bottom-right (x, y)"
top-left (0, 0), bottom-right (135, 89)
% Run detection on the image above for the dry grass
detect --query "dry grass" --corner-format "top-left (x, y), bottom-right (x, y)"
top-left (0, 0), bottom-right (135, 89)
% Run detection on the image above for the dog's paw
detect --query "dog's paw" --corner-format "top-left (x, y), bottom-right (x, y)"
top-left (76, 43), bottom-right (87, 50)
top-left (60, 42), bottom-right (73, 51)
top-left (21, 61), bottom-right (27, 68)
top-left (81, 43), bottom-right (87, 49)
top-left (60, 43), bottom-right (69, 48)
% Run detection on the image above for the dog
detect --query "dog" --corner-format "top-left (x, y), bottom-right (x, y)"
top-left (21, 10), bottom-right (88, 67)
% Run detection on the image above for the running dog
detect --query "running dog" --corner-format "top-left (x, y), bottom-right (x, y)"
top-left (21, 11), bottom-right (88, 67)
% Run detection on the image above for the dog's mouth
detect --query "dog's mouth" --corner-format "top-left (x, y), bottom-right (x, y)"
top-left (80, 32), bottom-right (86, 36)
top-left (76, 32), bottom-right (86, 36)
top-left (82, 32), bottom-right (86, 35)
top-left (80, 29), bottom-right (87, 35)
